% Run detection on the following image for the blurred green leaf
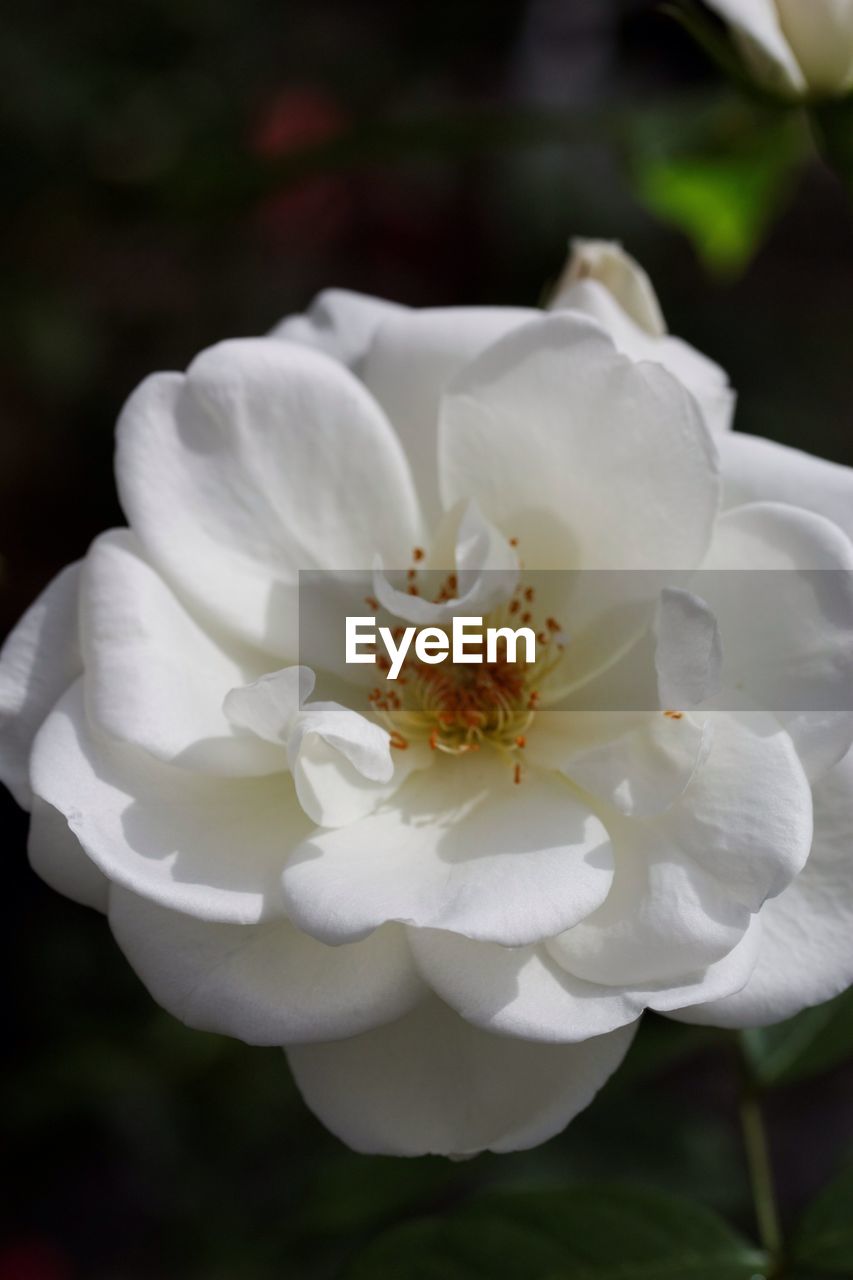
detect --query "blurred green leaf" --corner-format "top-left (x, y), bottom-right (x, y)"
top-left (342, 1185), bottom-right (768, 1279)
top-left (791, 1165), bottom-right (853, 1274)
top-left (632, 102), bottom-right (806, 276)
top-left (741, 988), bottom-right (853, 1088)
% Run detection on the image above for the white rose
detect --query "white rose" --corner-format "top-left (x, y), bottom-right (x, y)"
top-left (2, 248), bottom-right (853, 1158)
top-left (704, 0), bottom-right (853, 99)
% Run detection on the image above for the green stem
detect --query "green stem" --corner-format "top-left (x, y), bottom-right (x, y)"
top-left (738, 1079), bottom-right (783, 1271)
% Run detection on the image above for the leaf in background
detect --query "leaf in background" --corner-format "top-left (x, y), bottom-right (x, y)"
top-left (632, 101), bottom-right (807, 277)
top-left (342, 1186), bottom-right (768, 1280)
top-left (740, 988), bottom-right (853, 1088)
top-left (791, 1166), bottom-right (853, 1274)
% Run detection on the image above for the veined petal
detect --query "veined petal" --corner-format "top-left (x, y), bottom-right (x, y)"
top-left (116, 338), bottom-right (425, 658)
top-left (109, 886), bottom-right (426, 1045)
top-left (286, 996), bottom-right (636, 1156)
top-left (281, 754), bottom-right (614, 947)
top-left (31, 682), bottom-right (311, 924)
top-left (551, 239), bottom-right (668, 337)
top-left (0, 563), bottom-right (81, 809)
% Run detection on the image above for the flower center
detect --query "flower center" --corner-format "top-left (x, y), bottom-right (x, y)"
top-left (367, 550), bottom-right (566, 783)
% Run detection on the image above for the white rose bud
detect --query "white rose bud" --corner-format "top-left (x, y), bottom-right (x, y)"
top-left (550, 238), bottom-right (735, 436)
top-left (705, 0), bottom-right (853, 99)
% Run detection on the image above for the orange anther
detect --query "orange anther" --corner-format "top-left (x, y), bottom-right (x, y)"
top-left (412, 547), bottom-right (425, 562)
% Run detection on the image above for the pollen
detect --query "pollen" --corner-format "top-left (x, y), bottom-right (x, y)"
top-left (367, 571), bottom-right (567, 782)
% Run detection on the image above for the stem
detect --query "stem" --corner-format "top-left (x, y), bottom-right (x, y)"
top-left (738, 1080), bottom-right (783, 1270)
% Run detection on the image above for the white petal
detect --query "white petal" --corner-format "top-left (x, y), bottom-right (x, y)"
top-left (82, 530), bottom-right (281, 774)
top-left (362, 306), bottom-right (537, 526)
top-left (552, 279), bottom-right (735, 435)
top-left (704, 0), bottom-right (807, 95)
top-left (440, 312), bottom-right (719, 570)
top-left (282, 755), bottom-right (614, 946)
top-left (372, 501), bottom-right (519, 626)
top-left (31, 682), bottom-right (311, 923)
top-left (286, 995), bottom-right (636, 1156)
top-left (527, 710), bottom-right (711, 818)
top-left (774, 0), bottom-right (853, 94)
top-left (655, 587), bottom-right (723, 709)
top-left (0, 563), bottom-right (81, 809)
top-left (109, 885), bottom-right (426, 1044)
top-left (116, 338), bottom-right (425, 657)
top-left (551, 239), bottom-right (667, 336)
top-left (702, 502), bottom-right (853, 779)
top-left (547, 802), bottom-right (752, 986)
top-left (28, 797), bottom-right (108, 912)
top-left (721, 432), bottom-right (853, 542)
top-left (658, 711), bottom-right (813, 909)
top-left (409, 921), bottom-right (761, 1043)
top-left (439, 314), bottom-right (720, 692)
top-left (224, 666), bottom-right (411, 827)
top-left (672, 747), bottom-right (853, 1027)
top-left (270, 288), bottom-right (407, 369)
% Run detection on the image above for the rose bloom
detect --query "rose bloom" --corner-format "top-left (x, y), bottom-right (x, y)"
top-left (705, 0), bottom-right (853, 99)
top-left (2, 241), bottom-right (853, 1157)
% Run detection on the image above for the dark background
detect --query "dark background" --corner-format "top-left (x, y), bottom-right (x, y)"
top-left (2, 2), bottom-right (852, 1277)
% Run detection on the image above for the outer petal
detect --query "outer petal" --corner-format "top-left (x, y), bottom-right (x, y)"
top-left (281, 755), bottom-right (614, 947)
top-left (116, 338), bottom-right (425, 658)
top-left (721, 432), bottom-right (853, 542)
top-left (704, 0), bottom-right (807, 95)
top-left (286, 996), bottom-right (636, 1156)
top-left (82, 530), bottom-right (281, 774)
top-left (672, 747), bottom-right (853, 1028)
top-left (270, 288), bottom-right (406, 370)
top-left (109, 886), bottom-right (426, 1045)
top-left (0, 563), bottom-right (81, 808)
top-left (31, 682), bottom-right (311, 924)
top-left (362, 307), bottom-right (537, 526)
top-left (409, 921), bottom-right (760, 1043)
top-left (552, 278), bottom-right (735, 435)
top-left (28, 798), bottom-right (108, 912)
top-left (702, 503), bottom-right (853, 779)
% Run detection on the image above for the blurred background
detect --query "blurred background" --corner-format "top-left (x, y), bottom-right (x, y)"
top-left (2, 1), bottom-right (853, 1276)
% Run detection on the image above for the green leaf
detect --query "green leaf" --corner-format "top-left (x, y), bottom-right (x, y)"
top-left (791, 1166), bottom-right (853, 1273)
top-left (342, 1186), bottom-right (769, 1280)
top-left (631, 101), bottom-right (806, 276)
top-left (740, 987), bottom-right (853, 1087)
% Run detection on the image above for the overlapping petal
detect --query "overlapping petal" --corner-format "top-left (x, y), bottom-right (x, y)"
top-left (31, 682), bottom-right (310, 923)
top-left (116, 338), bottom-right (425, 658)
top-left (281, 754), bottom-right (614, 946)
top-left (109, 886), bottom-right (426, 1045)
top-left (672, 746), bottom-right (853, 1028)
